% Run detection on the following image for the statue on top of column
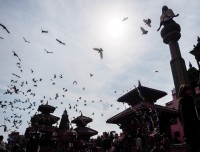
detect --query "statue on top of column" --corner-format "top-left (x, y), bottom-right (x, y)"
top-left (157, 6), bottom-right (179, 31)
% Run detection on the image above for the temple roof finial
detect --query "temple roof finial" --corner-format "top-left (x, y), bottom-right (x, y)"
top-left (138, 80), bottom-right (142, 87)
top-left (63, 108), bottom-right (67, 114)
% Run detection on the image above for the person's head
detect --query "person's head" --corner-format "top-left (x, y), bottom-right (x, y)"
top-left (162, 5), bottom-right (168, 13)
top-left (0, 135), bottom-right (3, 141)
top-left (178, 84), bottom-right (193, 98)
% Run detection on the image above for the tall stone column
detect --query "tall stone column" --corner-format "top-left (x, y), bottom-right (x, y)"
top-left (160, 22), bottom-right (189, 96)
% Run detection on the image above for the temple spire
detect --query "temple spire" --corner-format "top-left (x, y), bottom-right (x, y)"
top-left (59, 108), bottom-right (70, 130)
top-left (138, 80), bottom-right (142, 87)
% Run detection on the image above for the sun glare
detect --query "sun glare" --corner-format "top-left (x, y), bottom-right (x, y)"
top-left (104, 18), bottom-right (125, 39)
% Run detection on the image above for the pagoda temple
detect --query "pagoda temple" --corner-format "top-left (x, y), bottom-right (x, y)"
top-left (25, 102), bottom-right (60, 151)
top-left (106, 81), bottom-right (178, 139)
top-left (71, 114), bottom-right (98, 141)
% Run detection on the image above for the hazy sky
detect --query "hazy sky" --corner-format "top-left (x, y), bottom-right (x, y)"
top-left (0, 0), bottom-right (200, 140)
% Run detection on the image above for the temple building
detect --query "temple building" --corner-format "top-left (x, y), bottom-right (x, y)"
top-left (106, 81), bottom-right (178, 139)
top-left (25, 102), bottom-right (60, 138)
top-left (71, 114), bottom-right (98, 141)
top-left (25, 102), bottom-right (60, 151)
top-left (165, 62), bottom-right (200, 142)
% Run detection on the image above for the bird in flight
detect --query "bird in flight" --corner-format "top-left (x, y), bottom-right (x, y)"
top-left (44, 49), bottom-right (53, 53)
top-left (155, 70), bottom-right (159, 73)
top-left (73, 81), bottom-right (77, 85)
top-left (12, 51), bottom-right (21, 61)
top-left (0, 37), bottom-right (4, 39)
top-left (140, 27), bottom-right (148, 35)
top-left (12, 73), bottom-right (20, 78)
top-left (143, 19), bottom-right (151, 27)
top-left (93, 48), bottom-right (103, 59)
top-left (122, 17), bottom-right (128, 21)
top-left (0, 23), bottom-right (10, 33)
top-left (56, 39), bottom-right (65, 45)
top-left (23, 37), bottom-right (30, 43)
top-left (90, 73), bottom-right (93, 77)
top-left (41, 29), bottom-right (48, 33)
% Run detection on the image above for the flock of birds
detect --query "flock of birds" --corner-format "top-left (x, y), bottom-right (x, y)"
top-left (0, 16), bottom-right (157, 134)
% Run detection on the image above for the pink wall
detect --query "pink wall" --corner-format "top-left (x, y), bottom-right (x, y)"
top-left (165, 89), bottom-right (184, 142)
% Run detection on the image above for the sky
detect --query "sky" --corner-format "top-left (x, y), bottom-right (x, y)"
top-left (0, 0), bottom-right (200, 141)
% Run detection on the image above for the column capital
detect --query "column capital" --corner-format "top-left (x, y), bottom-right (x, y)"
top-left (161, 22), bottom-right (181, 44)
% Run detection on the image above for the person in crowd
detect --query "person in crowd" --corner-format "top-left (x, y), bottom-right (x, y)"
top-left (11, 144), bottom-right (19, 152)
top-left (178, 84), bottom-right (200, 152)
top-left (0, 135), bottom-right (7, 152)
top-left (136, 128), bottom-right (145, 152)
top-left (119, 128), bottom-right (132, 152)
top-left (113, 133), bottom-right (121, 152)
top-left (26, 136), bottom-right (40, 152)
top-left (103, 132), bottom-right (111, 152)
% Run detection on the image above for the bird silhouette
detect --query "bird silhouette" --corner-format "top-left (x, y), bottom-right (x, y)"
top-left (44, 49), bottom-right (53, 53)
top-left (0, 37), bottom-right (4, 39)
top-left (12, 51), bottom-right (21, 61)
top-left (122, 17), bottom-right (128, 21)
top-left (12, 73), bottom-right (20, 78)
top-left (90, 73), bottom-right (93, 77)
top-left (93, 48), bottom-right (103, 59)
top-left (23, 37), bottom-right (30, 43)
top-left (155, 71), bottom-right (159, 73)
top-left (143, 19), bottom-right (151, 27)
top-left (56, 39), bottom-right (65, 45)
top-left (41, 29), bottom-right (48, 33)
top-left (0, 23), bottom-right (10, 33)
top-left (73, 81), bottom-right (77, 85)
top-left (60, 74), bottom-right (63, 78)
top-left (140, 27), bottom-right (148, 35)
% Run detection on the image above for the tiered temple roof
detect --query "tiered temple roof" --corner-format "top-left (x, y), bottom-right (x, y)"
top-left (107, 81), bottom-right (178, 136)
top-left (118, 81), bottom-right (167, 105)
top-left (25, 102), bottom-right (60, 137)
top-left (71, 114), bottom-right (98, 141)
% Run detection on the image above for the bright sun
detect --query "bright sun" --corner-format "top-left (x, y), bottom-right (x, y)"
top-left (104, 18), bottom-right (125, 39)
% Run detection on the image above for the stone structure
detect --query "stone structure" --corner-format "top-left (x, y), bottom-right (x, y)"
top-left (159, 6), bottom-right (189, 95)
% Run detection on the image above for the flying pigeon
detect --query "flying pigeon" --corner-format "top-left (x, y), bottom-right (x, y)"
top-left (93, 48), bottom-right (103, 59)
top-left (41, 29), bottom-right (48, 33)
top-left (56, 39), bottom-right (65, 45)
top-left (143, 19), bottom-right (151, 27)
top-left (73, 81), bottom-right (77, 85)
top-left (140, 27), bottom-right (148, 35)
top-left (122, 17), bottom-right (128, 21)
top-left (0, 23), bottom-right (10, 33)
top-left (44, 49), bottom-right (53, 53)
top-left (12, 51), bottom-right (21, 61)
top-left (23, 37), bottom-right (30, 43)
